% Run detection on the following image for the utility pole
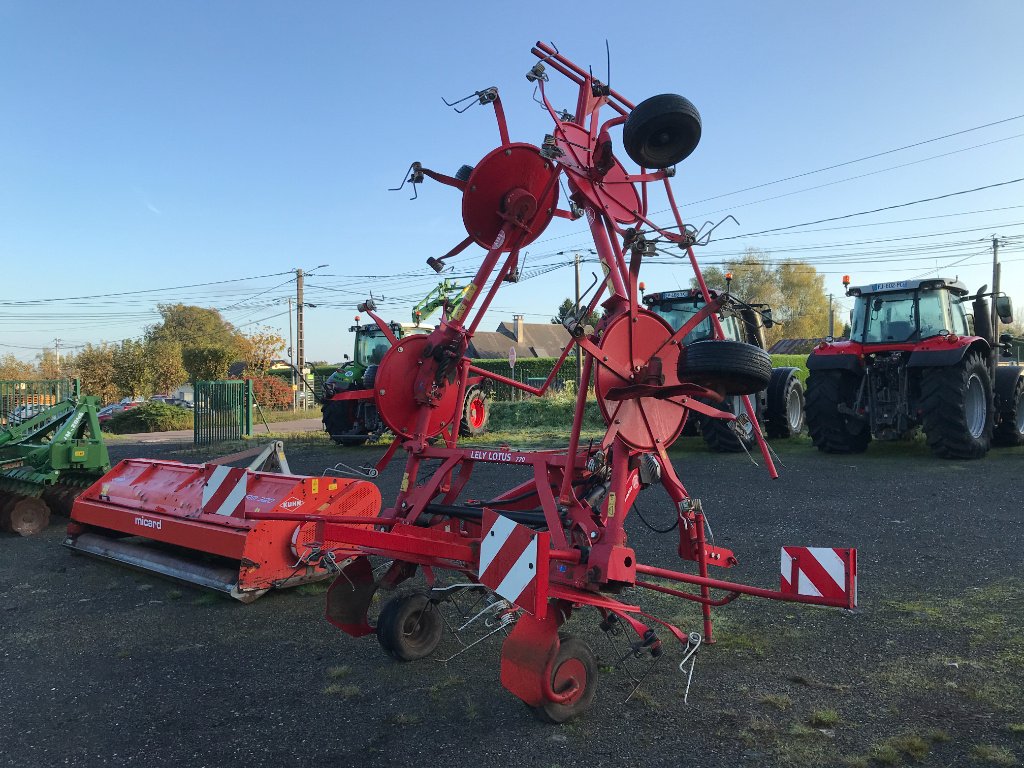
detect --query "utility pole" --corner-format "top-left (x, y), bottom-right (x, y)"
top-left (574, 252), bottom-right (582, 388)
top-left (828, 294), bottom-right (834, 337)
top-left (288, 297), bottom-right (295, 412)
top-left (54, 338), bottom-right (61, 376)
top-left (296, 269), bottom-right (305, 409)
top-left (991, 236), bottom-right (1000, 344)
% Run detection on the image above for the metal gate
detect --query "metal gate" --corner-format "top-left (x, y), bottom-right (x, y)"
top-left (0, 379), bottom-right (78, 427)
top-left (193, 380), bottom-right (253, 444)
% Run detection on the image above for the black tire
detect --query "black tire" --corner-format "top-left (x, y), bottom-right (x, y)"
top-left (459, 386), bottom-right (489, 437)
top-left (455, 164), bottom-right (474, 182)
top-left (993, 371), bottom-right (1024, 447)
top-left (322, 399), bottom-right (369, 447)
top-left (765, 368), bottom-right (805, 439)
top-left (678, 340), bottom-right (772, 396)
top-left (699, 395), bottom-right (756, 453)
top-left (920, 352), bottom-right (993, 459)
top-left (622, 93), bottom-right (702, 169)
top-left (806, 369), bottom-right (871, 453)
top-left (375, 593), bottom-right (443, 662)
top-left (532, 634), bottom-right (598, 724)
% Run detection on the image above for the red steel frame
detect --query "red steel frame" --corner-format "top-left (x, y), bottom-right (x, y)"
top-left (289, 42), bottom-right (856, 710)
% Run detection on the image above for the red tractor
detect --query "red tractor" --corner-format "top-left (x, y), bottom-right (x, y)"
top-left (806, 276), bottom-right (1023, 458)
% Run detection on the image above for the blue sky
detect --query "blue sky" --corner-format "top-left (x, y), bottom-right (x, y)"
top-left (2, 1), bottom-right (1022, 362)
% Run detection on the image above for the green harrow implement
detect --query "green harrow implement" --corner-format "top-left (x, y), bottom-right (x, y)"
top-left (0, 385), bottom-right (110, 536)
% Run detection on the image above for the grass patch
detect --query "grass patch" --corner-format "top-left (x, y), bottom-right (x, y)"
top-left (326, 665), bottom-right (350, 679)
top-left (428, 675), bottom-right (464, 699)
top-left (866, 731), bottom-right (945, 765)
top-left (165, 589), bottom-right (183, 600)
top-left (190, 592), bottom-right (220, 606)
top-left (1009, 723), bottom-right (1024, 735)
top-left (807, 709), bottom-right (840, 728)
top-left (294, 581), bottom-right (331, 596)
top-left (969, 744), bottom-right (1018, 766)
top-left (758, 693), bottom-right (792, 710)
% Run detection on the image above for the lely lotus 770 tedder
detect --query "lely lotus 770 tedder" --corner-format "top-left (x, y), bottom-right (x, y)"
top-left (266, 44), bottom-right (858, 719)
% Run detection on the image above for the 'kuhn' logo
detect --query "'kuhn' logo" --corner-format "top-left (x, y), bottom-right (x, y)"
top-left (134, 516), bottom-right (162, 530)
top-left (280, 497), bottom-right (303, 509)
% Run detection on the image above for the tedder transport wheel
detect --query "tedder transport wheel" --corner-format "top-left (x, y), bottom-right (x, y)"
top-left (678, 340), bottom-right (772, 396)
top-left (699, 396), bottom-right (756, 453)
top-left (459, 386), bottom-right (489, 437)
top-left (993, 372), bottom-right (1024, 447)
top-left (532, 634), bottom-right (598, 724)
top-left (765, 368), bottom-right (806, 439)
top-left (0, 495), bottom-right (51, 536)
top-left (921, 352), bottom-right (994, 459)
top-left (622, 94), bottom-right (702, 170)
top-left (376, 592), bottom-right (443, 661)
top-left (322, 399), bottom-right (370, 447)
top-left (806, 369), bottom-right (870, 453)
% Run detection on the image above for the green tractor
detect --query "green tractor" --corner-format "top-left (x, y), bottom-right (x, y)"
top-left (642, 288), bottom-right (805, 451)
top-left (322, 318), bottom-right (490, 446)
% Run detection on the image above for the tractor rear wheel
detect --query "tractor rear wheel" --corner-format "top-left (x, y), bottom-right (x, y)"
top-left (765, 368), bottom-right (805, 438)
top-left (459, 386), bottom-right (489, 437)
top-left (921, 352), bottom-right (993, 459)
top-left (322, 399), bottom-right (370, 447)
top-left (532, 635), bottom-right (598, 723)
top-left (806, 369), bottom-right (870, 453)
top-left (678, 340), bottom-right (772, 396)
top-left (993, 374), bottom-right (1024, 447)
top-left (699, 396), bottom-right (756, 453)
top-left (376, 592), bottom-right (443, 661)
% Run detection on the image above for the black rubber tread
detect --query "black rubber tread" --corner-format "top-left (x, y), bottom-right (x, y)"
top-left (765, 368), bottom-right (806, 439)
top-left (622, 93), bottom-right (702, 169)
top-left (322, 399), bottom-right (369, 447)
top-left (459, 386), bottom-right (489, 437)
top-left (375, 593), bottom-right (443, 662)
top-left (806, 369), bottom-right (871, 453)
top-left (532, 635), bottom-right (598, 724)
top-left (920, 352), bottom-right (993, 459)
top-left (993, 370), bottom-right (1024, 447)
top-left (454, 164), bottom-right (474, 182)
top-left (699, 396), bottom-right (754, 453)
top-left (678, 340), bottom-right (772, 396)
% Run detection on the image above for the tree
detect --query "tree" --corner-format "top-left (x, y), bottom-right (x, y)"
top-left (35, 349), bottom-right (73, 380)
top-left (238, 327), bottom-right (286, 377)
top-left (552, 298), bottom-right (600, 327)
top-left (72, 344), bottom-right (118, 403)
top-left (147, 339), bottom-right (188, 394)
top-left (147, 304), bottom-right (242, 354)
top-left (0, 354), bottom-right (34, 380)
top-left (691, 248), bottom-right (829, 347)
top-left (111, 340), bottom-right (151, 398)
top-left (182, 346), bottom-right (233, 382)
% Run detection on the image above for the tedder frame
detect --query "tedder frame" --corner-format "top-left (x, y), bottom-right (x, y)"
top-left (266, 42), bottom-right (856, 721)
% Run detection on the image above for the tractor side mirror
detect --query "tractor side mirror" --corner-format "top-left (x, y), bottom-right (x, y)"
top-left (999, 333), bottom-right (1012, 345)
top-left (343, 354), bottom-right (350, 361)
top-left (872, 298), bottom-right (883, 312)
top-left (762, 308), bottom-right (774, 328)
top-left (995, 295), bottom-right (1014, 324)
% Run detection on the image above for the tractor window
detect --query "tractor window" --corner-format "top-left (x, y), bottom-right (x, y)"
top-left (651, 301), bottom-right (743, 344)
top-left (950, 296), bottom-right (970, 335)
top-left (853, 291), bottom-right (917, 342)
top-left (355, 331), bottom-right (394, 366)
top-left (917, 291), bottom-right (946, 338)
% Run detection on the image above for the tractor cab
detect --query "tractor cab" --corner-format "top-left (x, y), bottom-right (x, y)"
top-left (846, 278), bottom-right (972, 344)
top-left (350, 322), bottom-right (430, 368)
top-left (642, 288), bottom-right (768, 348)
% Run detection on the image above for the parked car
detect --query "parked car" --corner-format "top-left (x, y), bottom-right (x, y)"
top-left (97, 404), bottom-right (128, 423)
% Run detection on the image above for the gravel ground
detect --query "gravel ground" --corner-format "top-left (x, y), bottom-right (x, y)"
top-left (2, 436), bottom-right (1022, 767)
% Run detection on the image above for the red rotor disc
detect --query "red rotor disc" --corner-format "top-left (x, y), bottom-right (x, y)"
top-left (555, 123), bottom-right (641, 225)
top-left (594, 310), bottom-right (687, 451)
top-left (374, 335), bottom-right (464, 440)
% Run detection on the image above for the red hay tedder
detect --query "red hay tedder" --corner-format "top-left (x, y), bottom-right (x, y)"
top-left (71, 43), bottom-right (858, 720)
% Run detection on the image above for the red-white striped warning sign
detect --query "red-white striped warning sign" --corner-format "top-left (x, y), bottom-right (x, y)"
top-left (202, 465), bottom-right (249, 517)
top-left (780, 546), bottom-right (857, 608)
top-left (478, 509), bottom-right (548, 616)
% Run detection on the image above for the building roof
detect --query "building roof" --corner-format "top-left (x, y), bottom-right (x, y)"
top-left (468, 320), bottom-right (571, 359)
top-left (768, 338), bottom-right (824, 354)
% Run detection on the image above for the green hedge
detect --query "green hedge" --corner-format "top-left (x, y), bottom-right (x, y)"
top-left (770, 354), bottom-right (809, 386)
top-left (104, 402), bottom-right (194, 434)
top-left (487, 398), bottom-right (604, 431)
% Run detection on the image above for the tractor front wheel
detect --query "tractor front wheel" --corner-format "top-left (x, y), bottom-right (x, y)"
top-left (806, 369), bottom-right (870, 453)
top-left (921, 352), bottom-right (993, 459)
top-left (699, 396), bottom-right (756, 453)
top-left (532, 635), bottom-right (598, 724)
top-left (459, 386), bottom-right (489, 437)
top-left (376, 593), bottom-right (443, 662)
top-left (322, 399), bottom-right (370, 447)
